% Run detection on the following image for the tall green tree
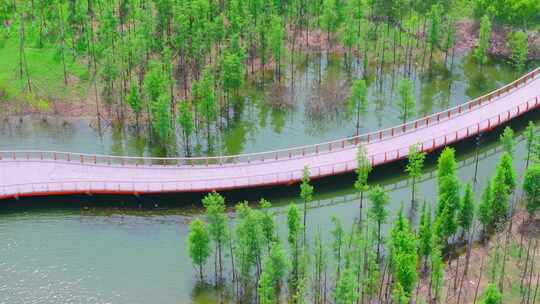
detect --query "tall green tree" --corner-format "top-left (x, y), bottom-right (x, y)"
top-left (508, 31), bottom-right (528, 72)
top-left (418, 201), bottom-right (433, 270)
top-left (348, 79), bottom-right (368, 135)
top-left (479, 283), bottom-right (502, 304)
top-left (269, 15), bottom-right (285, 80)
top-left (389, 208), bottom-right (418, 297)
top-left (287, 202), bottom-right (302, 287)
top-left (459, 183), bottom-right (475, 238)
top-left (355, 144), bottom-right (372, 221)
top-left (478, 180), bottom-right (494, 235)
top-left (235, 202), bottom-right (263, 287)
top-left (202, 192), bottom-right (229, 280)
top-left (396, 78), bottom-right (415, 124)
top-left (436, 148), bottom-right (460, 243)
top-left (178, 101), bottom-right (194, 153)
top-left (406, 144), bottom-right (425, 205)
top-left (259, 198), bottom-right (277, 251)
top-left (368, 185), bottom-right (389, 260)
top-left (524, 122), bottom-right (537, 167)
top-left (300, 166), bottom-right (314, 245)
top-left (331, 216), bottom-right (345, 280)
top-left (490, 164), bottom-right (509, 230)
top-left (194, 68), bottom-right (217, 140)
top-left (187, 218), bottom-right (211, 280)
top-left (500, 126), bottom-right (515, 156)
top-left (334, 267), bottom-right (359, 304)
top-left (475, 15), bottom-right (492, 66)
top-left (523, 164), bottom-right (540, 218)
top-left (127, 84), bottom-right (143, 127)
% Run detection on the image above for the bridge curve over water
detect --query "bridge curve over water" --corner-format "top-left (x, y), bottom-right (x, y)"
top-left (1, 68), bottom-right (540, 200)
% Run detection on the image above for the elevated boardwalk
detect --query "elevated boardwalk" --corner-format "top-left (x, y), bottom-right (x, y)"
top-left (1, 68), bottom-right (540, 200)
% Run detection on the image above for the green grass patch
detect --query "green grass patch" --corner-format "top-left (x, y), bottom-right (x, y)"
top-left (0, 34), bottom-right (89, 105)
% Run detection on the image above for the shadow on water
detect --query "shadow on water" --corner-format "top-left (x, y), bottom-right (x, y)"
top-left (2, 108), bottom-right (539, 214)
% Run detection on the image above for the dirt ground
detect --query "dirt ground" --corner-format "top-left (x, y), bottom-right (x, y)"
top-left (433, 209), bottom-right (540, 304)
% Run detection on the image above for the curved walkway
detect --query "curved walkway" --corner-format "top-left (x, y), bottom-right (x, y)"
top-left (1, 68), bottom-right (540, 200)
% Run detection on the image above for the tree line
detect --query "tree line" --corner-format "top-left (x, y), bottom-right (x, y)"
top-left (187, 122), bottom-right (540, 303)
top-left (3, 0), bottom-right (536, 154)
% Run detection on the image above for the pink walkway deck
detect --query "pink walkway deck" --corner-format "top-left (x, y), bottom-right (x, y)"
top-left (1, 68), bottom-right (540, 200)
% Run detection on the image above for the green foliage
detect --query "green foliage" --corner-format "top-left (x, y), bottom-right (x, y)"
top-left (235, 201), bottom-right (263, 282)
top-left (287, 203), bottom-right (302, 248)
top-left (269, 15), bottom-right (285, 74)
top-left (202, 192), bottom-right (229, 254)
top-left (392, 282), bottom-right (409, 304)
top-left (490, 164), bottom-right (509, 230)
top-left (497, 152), bottom-right (516, 193)
top-left (525, 121), bottom-right (538, 165)
top-left (334, 267), bottom-right (358, 304)
top-left (406, 144), bottom-right (425, 204)
top-left (430, 244), bottom-right (444, 301)
top-left (126, 84), bottom-right (142, 115)
top-left (500, 126), bottom-right (515, 156)
top-left (368, 186), bottom-right (389, 228)
top-left (177, 101), bottom-right (194, 142)
top-left (389, 208), bottom-right (418, 296)
top-left (321, 0), bottom-right (340, 35)
top-left (194, 68), bottom-right (217, 136)
top-left (396, 78), bottom-right (415, 124)
top-left (348, 79), bottom-right (368, 127)
top-left (479, 283), bottom-right (502, 304)
top-left (150, 93), bottom-right (171, 140)
top-left (475, 15), bottom-right (491, 65)
top-left (259, 198), bottom-right (277, 249)
top-left (418, 201), bottom-right (433, 261)
top-left (221, 49), bottom-right (244, 96)
top-left (355, 144), bottom-right (372, 194)
top-left (523, 164), bottom-right (540, 217)
top-left (428, 4), bottom-right (443, 52)
top-left (437, 147), bottom-right (457, 183)
top-left (436, 147), bottom-right (460, 242)
top-left (478, 180), bottom-right (494, 232)
top-left (508, 31), bottom-right (528, 72)
top-left (187, 218), bottom-right (211, 280)
top-left (474, 0), bottom-right (540, 29)
top-left (258, 263), bottom-right (276, 304)
top-left (300, 166), bottom-right (314, 203)
top-left (459, 183), bottom-right (475, 233)
top-left (331, 216), bottom-right (345, 276)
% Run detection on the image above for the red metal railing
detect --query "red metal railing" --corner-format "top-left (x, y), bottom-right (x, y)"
top-left (1, 94), bottom-right (538, 199)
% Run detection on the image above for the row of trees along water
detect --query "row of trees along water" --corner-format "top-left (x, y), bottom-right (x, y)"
top-left (187, 122), bottom-right (540, 303)
top-left (1, 0), bottom-right (538, 153)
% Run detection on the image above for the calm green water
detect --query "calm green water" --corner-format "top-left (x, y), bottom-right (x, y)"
top-left (1, 54), bottom-right (539, 303)
top-left (0, 53), bottom-right (518, 156)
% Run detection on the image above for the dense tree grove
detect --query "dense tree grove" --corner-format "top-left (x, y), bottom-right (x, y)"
top-left (184, 123), bottom-right (540, 303)
top-left (1, 0), bottom-right (536, 154)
